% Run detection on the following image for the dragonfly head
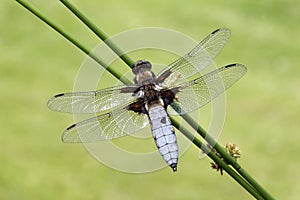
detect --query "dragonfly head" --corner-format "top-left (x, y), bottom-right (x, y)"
top-left (133, 60), bottom-right (155, 84)
top-left (132, 60), bottom-right (152, 74)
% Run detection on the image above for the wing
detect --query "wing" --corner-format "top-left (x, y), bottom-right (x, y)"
top-left (156, 28), bottom-right (231, 86)
top-left (47, 84), bottom-right (139, 114)
top-left (62, 107), bottom-right (149, 143)
top-left (166, 64), bottom-right (247, 115)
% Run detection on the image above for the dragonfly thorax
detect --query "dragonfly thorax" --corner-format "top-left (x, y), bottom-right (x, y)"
top-left (128, 83), bottom-right (167, 115)
top-left (142, 84), bottom-right (162, 102)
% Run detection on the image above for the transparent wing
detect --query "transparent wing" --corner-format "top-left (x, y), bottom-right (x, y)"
top-left (62, 107), bottom-right (149, 143)
top-left (47, 84), bottom-right (139, 114)
top-left (167, 64), bottom-right (247, 115)
top-left (156, 28), bottom-right (231, 86)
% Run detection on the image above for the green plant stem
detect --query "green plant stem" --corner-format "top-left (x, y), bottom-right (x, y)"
top-left (59, 0), bottom-right (135, 68)
top-left (15, 0), bottom-right (131, 85)
top-left (16, 0), bottom-right (275, 199)
top-left (170, 118), bottom-right (264, 200)
top-left (180, 113), bottom-right (275, 200)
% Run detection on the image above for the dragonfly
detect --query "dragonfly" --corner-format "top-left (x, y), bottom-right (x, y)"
top-left (47, 28), bottom-right (247, 172)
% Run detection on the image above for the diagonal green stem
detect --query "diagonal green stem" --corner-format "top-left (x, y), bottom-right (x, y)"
top-left (60, 0), bottom-right (135, 68)
top-left (170, 118), bottom-right (264, 200)
top-left (16, 0), bottom-right (275, 199)
top-left (180, 113), bottom-right (275, 200)
top-left (15, 0), bottom-right (131, 85)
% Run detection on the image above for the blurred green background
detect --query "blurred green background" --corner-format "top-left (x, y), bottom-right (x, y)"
top-left (1, 0), bottom-right (299, 199)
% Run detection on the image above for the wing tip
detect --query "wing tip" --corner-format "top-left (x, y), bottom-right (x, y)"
top-left (47, 93), bottom-right (65, 110)
top-left (225, 63), bottom-right (247, 70)
top-left (66, 123), bottom-right (76, 131)
top-left (61, 125), bottom-right (75, 143)
top-left (225, 63), bottom-right (237, 68)
top-left (211, 27), bottom-right (231, 35)
top-left (54, 93), bottom-right (65, 98)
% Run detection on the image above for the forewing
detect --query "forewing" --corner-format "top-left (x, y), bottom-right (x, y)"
top-left (167, 64), bottom-right (247, 115)
top-left (62, 107), bottom-right (149, 143)
top-left (47, 84), bottom-right (139, 114)
top-left (156, 28), bottom-right (231, 86)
